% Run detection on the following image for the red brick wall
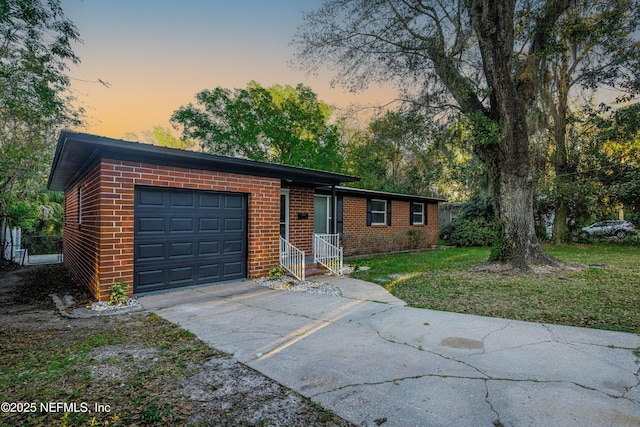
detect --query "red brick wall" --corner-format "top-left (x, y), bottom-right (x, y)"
top-left (341, 196), bottom-right (439, 256)
top-left (64, 158), bottom-right (281, 301)
top-left (286, 186), bottom-right (314, 254)
top-left (64, 166), bottom-right (102, 300)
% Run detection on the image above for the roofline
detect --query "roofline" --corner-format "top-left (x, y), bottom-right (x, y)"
top-left (316, 185), bottom-right (447, 203)
top-left (48, 131), bottom-right (360, 191)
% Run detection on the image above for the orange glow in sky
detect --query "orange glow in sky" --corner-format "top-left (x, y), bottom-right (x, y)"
top-left (62, 0), bottom-right (398, 140)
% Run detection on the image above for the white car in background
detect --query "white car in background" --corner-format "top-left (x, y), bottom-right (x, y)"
top-left (580, 220), bottom-right (637, 239)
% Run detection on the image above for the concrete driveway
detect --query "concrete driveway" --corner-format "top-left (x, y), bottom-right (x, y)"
top-left (140, 276), bottom-right (640, 427)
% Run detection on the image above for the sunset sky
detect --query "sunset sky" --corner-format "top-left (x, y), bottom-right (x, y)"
top-left (62, 0), bottom-right (397, 140)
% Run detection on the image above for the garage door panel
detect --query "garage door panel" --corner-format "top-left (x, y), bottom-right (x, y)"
top-left (199, 218), bottom-right (220, 232)
top-left (137, 243), bottom-right (164, 260)
top-left (170, 192), bottom-right (195, 207)
top-left (170, 217), bottom-right (194, 232)
top-left (199, 193), bottom-right (221, 208)
top-left (199, 264), bottom-right (220, 280)
top-left (223, 218), bottom-right (244, 232)
top-left (134, 187), bottom-right (247, 294)
top-left (224, 195), bottom-right (244, 209)
top-left (137, 217), bottom-right (165, 233)
top-left (199, 241), bottom-right (220, 256)
top-left (170, 267), bottom-right (194, 283)
top-left (137, 269), bottom-right (164, 286)
top-left (223, 262), bottom-right (243, 275)
top-left (169, 242), bottom-right (193, 257)
top-left (223, 240), bottom-right (244, 255)
top-left (138, 189), bottom-right (165, 206)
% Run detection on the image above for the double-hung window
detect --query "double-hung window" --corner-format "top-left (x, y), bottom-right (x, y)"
top-left (411, 203), bottom-right (425, 225)
top-left (371, 199), bottom-right (387, 225)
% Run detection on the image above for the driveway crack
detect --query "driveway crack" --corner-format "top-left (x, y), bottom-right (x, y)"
top-left (623, 361), bottom-right (640, 402)
top-left (480, 320), bottom-right (513, 351)
top-left (309, 373), bottom-right (489, 398)
top-left (484, 379), bottom-right (503, 427)
top-left (363, 322), bottom-right (491, 379)
top-left (367, 305), bottom-right (398, 317)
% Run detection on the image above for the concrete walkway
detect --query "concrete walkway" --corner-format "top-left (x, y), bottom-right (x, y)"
top-left (23, 253), bottom-right (63, 265)
top-left (140, 277), bottom-right (640, 427)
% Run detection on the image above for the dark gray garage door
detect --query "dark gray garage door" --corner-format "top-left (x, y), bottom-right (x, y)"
top-left (134, 187), bottom-right (247, 294)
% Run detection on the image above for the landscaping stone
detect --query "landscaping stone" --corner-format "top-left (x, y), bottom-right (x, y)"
top-left (256, 277), bottom-right (343, 297)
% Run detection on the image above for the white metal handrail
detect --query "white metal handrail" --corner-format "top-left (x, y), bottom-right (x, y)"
top-left (313, 233), bottom-right (343, 276)
top-left (279, 236), bottom-right (305, 281)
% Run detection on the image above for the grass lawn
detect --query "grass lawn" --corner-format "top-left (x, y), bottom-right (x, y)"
top-left (349, 244), bottom-right (640, 334)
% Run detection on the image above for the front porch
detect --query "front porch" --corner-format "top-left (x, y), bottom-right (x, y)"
top-left (279, 233), bottom-right (344, 281)
top-left (278, 185), bottom-right (344, 281)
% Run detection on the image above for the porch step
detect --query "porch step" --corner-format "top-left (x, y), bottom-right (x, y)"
top-left (305, 262), bottom-right (327, 278)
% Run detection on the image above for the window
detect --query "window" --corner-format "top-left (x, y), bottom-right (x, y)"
top-left (371, 199), bottom-right (387, 225)
top-left (412, 203), bottom-right (425, 225)
top-left (280, 189), bottom-right (289, 240)
top-left (367, 198), bottom-right (391, 226)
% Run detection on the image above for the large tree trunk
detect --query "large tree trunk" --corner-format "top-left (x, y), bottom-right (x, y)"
top-left (469, 0), bottom-right (560, 269)
top-left (476, 130), bottom-right (559, 269)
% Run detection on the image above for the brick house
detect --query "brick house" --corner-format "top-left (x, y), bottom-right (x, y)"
top-left (48, 131), bottom-right (443, 301)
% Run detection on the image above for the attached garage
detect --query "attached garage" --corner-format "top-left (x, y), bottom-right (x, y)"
top-left (47, 131), bottom-right (357, 301)
top-left (134, 187), bottom-right (247, 293)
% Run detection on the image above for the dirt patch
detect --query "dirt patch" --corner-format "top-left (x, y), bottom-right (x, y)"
top-left (0, 264), bottom-right (353, 426)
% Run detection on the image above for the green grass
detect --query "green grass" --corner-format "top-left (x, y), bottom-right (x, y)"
top-left (350, 244), bottom-right (640, 334)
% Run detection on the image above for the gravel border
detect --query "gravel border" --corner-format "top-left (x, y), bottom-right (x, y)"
top-left (50, 293), bottom-right (145, 318)
top-left (256, 277), bottom-right (343, 297)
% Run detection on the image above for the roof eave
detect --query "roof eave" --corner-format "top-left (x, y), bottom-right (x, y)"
top-left (48, 131), bottom-right (360, 191)
top-left (316, 185), bottom-right (447, 203)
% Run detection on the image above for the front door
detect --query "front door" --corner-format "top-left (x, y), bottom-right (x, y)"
top-left (314, 195), bottom-right (331, 234)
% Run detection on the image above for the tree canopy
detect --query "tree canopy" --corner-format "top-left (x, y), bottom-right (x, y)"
top-left (1, 0), bottom-right (82, 255)
top-left (528, 0), bottom-right (640, 242)
top-left (124, 125), bottom-right (192, 150)
top-left (293, 0), bottom-right (640, 268)
top-left (344, 110), bottom-right (442, 195)
top-left (171, 81), bottom-right (343, 172)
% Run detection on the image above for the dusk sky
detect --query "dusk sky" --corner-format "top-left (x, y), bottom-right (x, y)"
top-left (62, 0), bottom-right (397, 139)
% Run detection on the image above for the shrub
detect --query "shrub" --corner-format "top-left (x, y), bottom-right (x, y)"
top-left (268, 265), bottom-right (286, 280)
top-left (407, 229), bottom-right (421, 249)
top-left (109, 281), bottom-right (129, 306)
top-left (445, 217), bottom-right (495, 247)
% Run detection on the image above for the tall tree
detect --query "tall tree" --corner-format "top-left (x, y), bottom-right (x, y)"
top-left (533, 0), bottom-right (640, 242)
top-left (293, 0), bottom-right (638, 268)
top-left (590, 103), bottom-right (640, 220)
top-left (0, 0), bottom-right (81, 258)
top-left (346, 110), bottom-right (432, 193)
top-left (171, 81), bottom-right (344, 172)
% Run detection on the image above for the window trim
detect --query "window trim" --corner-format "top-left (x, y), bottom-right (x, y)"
top-left (412, 202), bottom-right (425, 225)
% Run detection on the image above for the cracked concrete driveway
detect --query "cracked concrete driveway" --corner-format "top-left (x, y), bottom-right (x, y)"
top-left (140, 277), bottom-right (640, 427)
